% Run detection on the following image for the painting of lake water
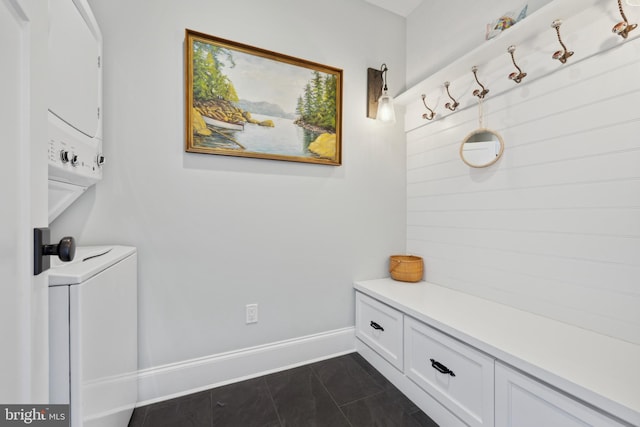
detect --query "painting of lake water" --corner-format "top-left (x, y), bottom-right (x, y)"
top-left (185, 29), bottom-right (343, 165)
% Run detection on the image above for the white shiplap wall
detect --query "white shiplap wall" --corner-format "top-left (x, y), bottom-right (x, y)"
top-left (405, 8), bottom-right (640, 345)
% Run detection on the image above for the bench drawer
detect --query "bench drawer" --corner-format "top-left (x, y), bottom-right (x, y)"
top-left (355, 292), bottom-right (403, 371)
top-left (404, 316), bottom-right (494, 427)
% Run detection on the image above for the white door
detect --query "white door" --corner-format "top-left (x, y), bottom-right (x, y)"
top-left (0, 0), bottom-right (49, 403)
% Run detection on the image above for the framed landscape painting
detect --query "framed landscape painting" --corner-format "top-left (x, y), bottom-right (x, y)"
top-left (185, 29), bottom-right (343, 165)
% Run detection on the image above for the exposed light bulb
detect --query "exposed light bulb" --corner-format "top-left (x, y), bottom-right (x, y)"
top-left (376, 91), bottom-right (396, 123)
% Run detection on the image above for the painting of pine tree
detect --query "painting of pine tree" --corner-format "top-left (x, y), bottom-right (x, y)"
top-left (185, 30), bottom-right (342, 165)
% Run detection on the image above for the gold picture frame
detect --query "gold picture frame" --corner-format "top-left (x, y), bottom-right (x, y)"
top-left (185, 29), bottom-right (343, 165)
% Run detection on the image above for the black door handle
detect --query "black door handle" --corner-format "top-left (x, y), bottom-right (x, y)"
top-left (370, 321), bottom-right (384, 331)
top-left (430, 358), bottom-right (455, 377)
top-left (34, 228), bottom-right (76, 275)
top-left (44, 236), bottom-right (76, 262)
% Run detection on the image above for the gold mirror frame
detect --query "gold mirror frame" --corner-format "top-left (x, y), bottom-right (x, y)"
top-left (460, 128), bottom-right (504, 168)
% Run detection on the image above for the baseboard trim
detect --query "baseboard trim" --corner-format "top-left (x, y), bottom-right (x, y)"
top-left (137, 327), bottom-right (356, 406)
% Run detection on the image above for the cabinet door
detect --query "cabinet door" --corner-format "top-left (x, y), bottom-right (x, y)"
top-left (355, 292), bottom-right (403, 370)
top-left (495, 362), bottom-right (626, 427)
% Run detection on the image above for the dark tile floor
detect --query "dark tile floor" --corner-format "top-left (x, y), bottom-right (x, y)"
top-left (128, 352), bottom-right (439, 427)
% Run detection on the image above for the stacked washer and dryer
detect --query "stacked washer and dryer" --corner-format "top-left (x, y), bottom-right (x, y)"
top-left (47, 1), bottom-right (137, 426)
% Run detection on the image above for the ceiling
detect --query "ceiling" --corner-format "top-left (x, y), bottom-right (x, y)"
top-left (364, 0), bottom-right (424, 17)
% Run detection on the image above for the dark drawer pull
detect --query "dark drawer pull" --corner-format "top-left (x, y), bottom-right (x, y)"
top-left (430, 358), bottom-right (455, 377)
top-left (370, 321), bottom-right (384, 331)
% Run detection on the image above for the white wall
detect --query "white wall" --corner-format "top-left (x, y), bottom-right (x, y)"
top-left (51, 0), bottom-right (406, 374)
top-left (403, 2), bottom-right (640, 344)
top-left (406, 0), bottom-right (553, 88)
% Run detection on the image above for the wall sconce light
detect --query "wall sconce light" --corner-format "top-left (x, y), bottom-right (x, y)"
top-left (367, 63), bottom-right (396, 123)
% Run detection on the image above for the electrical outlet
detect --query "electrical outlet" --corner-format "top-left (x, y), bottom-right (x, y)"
top-left (246, 304), bottom-right (258, 324)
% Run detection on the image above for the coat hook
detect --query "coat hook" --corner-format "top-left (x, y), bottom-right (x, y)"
top-left (421, 94), bottom-right (436, 120)
top-left (551, 19), bottom-right (574, 64)
top-left (507, 45), bottom-right (527, 84)
top-left (613, 0), bottom-right (637, 39)
top-left (471, 66), bottom-right (489, 99)
top-left (444, 82), bottom-right (459, 111)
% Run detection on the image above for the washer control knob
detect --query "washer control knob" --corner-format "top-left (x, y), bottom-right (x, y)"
top-left (70, 154), bottom-right (79, 167)
top-left (97, 154), bottom-right (105, 167)
top-left (60, 150), bottom-right (70, 163)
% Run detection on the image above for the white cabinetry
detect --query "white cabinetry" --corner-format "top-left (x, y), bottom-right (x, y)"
top-left (354, 279), bottom-right (640, 427)
top-left (355, 292), bottom-right (404, 370)
top-left (405, 317), bottom-right (494, 427)
top-left (356, 289), bottom-right (494, 427)
top-left (495, 362), bottom-right (627, 427)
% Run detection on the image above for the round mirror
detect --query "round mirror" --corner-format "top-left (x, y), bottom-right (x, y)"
top-left (460, 128), bottom-right (504, 168)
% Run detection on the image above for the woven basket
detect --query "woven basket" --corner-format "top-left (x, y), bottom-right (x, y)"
top-left (389, 255), bottom-right (423, 282)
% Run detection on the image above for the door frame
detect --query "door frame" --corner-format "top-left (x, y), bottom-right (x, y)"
top-left (0, 0), bottom-right (49, 404)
